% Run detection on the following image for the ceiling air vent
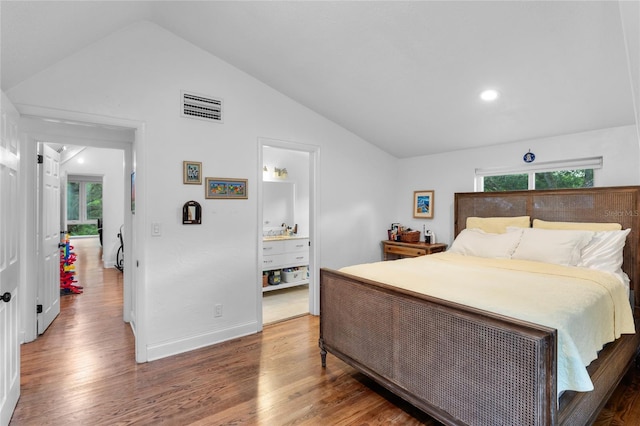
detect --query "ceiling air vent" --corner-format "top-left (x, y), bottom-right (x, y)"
top-left (181, 91), bottom-right (223, 123)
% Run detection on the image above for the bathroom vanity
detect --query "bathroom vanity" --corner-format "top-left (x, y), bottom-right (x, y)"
top-left (262, 236), bottom-right (309, 292)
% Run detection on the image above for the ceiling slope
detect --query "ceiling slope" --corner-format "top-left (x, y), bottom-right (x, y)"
top-left (1, 1), bottom-right (637, 158)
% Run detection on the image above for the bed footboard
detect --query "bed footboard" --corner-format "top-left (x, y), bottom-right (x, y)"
top-left (320, 268), bottom-right (557, 426)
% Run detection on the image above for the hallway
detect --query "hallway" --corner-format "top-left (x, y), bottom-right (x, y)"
top-left (12, 237), bottom-right (133, 424)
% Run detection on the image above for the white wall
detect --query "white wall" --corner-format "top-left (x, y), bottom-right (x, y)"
top-left (619, 1), bottom-right (640, 146)
top-left (396, 125), bottom-right (640, 247)
top-left (60, 147), bottom-right (125, 268)
top-left (7, 21), bottom-right (397, 360)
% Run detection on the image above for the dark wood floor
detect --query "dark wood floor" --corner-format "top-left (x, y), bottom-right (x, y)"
top-left (9, 238), bottom-right (640, 425)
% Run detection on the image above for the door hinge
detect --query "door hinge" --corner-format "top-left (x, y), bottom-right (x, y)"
top-left (37, 154), bottom-right (43, 164)
top-left (36, 304), bottom-right (43, 314)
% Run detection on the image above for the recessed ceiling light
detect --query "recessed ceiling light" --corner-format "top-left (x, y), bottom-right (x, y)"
top-left (480, 89), bottom-right (500, 102)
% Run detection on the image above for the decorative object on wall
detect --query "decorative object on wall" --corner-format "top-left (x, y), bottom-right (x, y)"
top-left (523, 149), bottom-right (536, 163)
top-left (131, 171), bottom-right (136, 214)
top-left (413, 190), bottom-right (434, 219)
top-left (273, 167), bottom-right (288, 179)
top-left (183, 161), bottom-right (202, 184)
top-left (205, 177), bottom-right (248, 199)
top-left (182, 200), bottom-right (202, 224)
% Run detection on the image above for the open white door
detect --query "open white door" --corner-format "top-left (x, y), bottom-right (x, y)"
top-left (37, 144), bottom-right (61, 334)
top-left (0, 94), bottom-right (21, 425)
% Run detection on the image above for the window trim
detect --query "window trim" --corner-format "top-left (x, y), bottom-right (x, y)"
top-left (68, 174), bottom-right (103, 183)
top-left (475, 156), bottom-right (602, 191)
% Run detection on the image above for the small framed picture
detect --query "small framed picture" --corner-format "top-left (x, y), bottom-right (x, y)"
top-left (183, 161), bottom-right (202, 185)
top-left (205, 177), bottom-right (248, 199)
top-left (413, 190), bottom-right (434, 219)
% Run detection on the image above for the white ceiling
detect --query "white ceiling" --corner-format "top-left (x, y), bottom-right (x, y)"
top-left (1, 1), bottom-right (638, 158)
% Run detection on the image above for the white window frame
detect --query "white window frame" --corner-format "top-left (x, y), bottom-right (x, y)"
top-left (67, 174), bottom-right (103, 224)
top-left (475, 157), bottom-right (603, 192)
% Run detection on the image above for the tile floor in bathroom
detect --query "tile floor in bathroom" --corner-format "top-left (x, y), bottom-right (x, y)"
top-left (263, 284), bottom-right (309, 324)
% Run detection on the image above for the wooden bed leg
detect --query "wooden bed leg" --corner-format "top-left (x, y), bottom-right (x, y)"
top-left (318, 338), bottom-right (327, 368)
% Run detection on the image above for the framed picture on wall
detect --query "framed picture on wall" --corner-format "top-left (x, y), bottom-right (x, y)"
top-left (205, 177), bottom-right (248, 199)
top-left (183, 161), bottom-right (202, 184)
top-left (413, 190), bottom-right (434, 219)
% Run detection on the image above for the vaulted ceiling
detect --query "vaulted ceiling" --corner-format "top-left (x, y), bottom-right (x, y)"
top-left (2, 1), bottom-right (638, 158)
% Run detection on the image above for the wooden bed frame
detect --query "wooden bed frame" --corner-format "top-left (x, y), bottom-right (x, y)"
top-left (319, 186), bottom-right (640, 425)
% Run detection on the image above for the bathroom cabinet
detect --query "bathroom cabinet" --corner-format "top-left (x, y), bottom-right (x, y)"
top-left (262, 237), bottom-right (309, 292)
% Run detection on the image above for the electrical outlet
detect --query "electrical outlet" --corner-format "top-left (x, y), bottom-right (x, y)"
top-left (214, 303), bottom-right (223, 318)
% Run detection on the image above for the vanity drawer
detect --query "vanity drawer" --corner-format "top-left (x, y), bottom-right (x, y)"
top-left (263, 241), bottom-right (285, 255)
top-left (262, 252), bottom-right (309, 270)
top-left (284, 239), bottom-right (309, 253)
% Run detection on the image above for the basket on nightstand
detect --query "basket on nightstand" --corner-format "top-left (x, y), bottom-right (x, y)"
top-left (399, 231), bottom-right (421, 243)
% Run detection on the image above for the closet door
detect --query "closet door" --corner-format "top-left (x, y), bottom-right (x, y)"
top-left (0, 93), bottom-right (20, 426)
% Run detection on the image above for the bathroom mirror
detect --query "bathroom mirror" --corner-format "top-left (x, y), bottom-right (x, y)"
top-left (263, 181), bottom-right (294, 231)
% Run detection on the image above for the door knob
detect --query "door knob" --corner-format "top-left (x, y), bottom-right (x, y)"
top-left (1, 292), bottom-right (11, 303)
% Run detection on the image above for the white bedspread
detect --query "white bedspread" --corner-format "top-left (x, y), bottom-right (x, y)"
top-left (339, 252), bottom-right (635, 395)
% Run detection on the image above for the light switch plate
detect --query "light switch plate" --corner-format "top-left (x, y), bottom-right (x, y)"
top-left (151, 222), bottom-right (161, 236)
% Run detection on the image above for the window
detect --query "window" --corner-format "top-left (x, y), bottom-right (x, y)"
top-left (476, 157), bottom-right (601, 192)
top-left (67, 175), bottom-right (103, 236)
top-left (534, 169), bottom-right (594, 190)
top-left (483, 174), bottom-right (528, 192)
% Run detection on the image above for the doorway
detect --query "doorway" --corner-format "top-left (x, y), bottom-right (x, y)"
top-left (258, 138), bottom-right (319, 327)
top-left (35, 140), bottom-right (126, 336)
top-left (55, 145), bottom-right (124, 307)
top-left (58, 145), bottom-right (124, 271)
top-left (21, 113), bottom-right (138, 350)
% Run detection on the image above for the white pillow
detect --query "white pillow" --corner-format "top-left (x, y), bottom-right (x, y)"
top-left (449, 228), bottom-right (523, 259)
top-left (578, 229), bottom-right (630, 274)
top-left (511, 228), bottom-right (594, 266)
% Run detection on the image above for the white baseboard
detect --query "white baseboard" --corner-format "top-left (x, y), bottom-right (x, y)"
top-left (145, 321), bottom-right (258, 362)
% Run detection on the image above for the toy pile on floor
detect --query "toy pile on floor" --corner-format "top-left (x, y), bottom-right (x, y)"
top-left (60, 235), bottom-right (83, 295)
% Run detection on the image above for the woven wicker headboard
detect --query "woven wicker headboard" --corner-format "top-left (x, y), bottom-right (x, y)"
top-left (455, 186), bottom-right (640, 309)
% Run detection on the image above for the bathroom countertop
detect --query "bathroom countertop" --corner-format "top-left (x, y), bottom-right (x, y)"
top-left (262, 235), bottom-right (309, 242)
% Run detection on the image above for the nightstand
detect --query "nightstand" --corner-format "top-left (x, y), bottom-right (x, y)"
top-left (382, 240), bottom-right (447, 260)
